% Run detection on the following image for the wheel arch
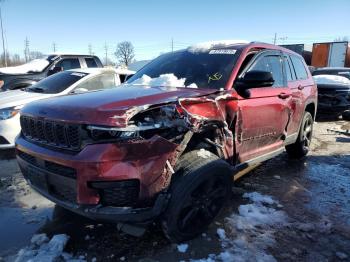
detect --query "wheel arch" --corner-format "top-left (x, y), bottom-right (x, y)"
top-left (305, 102), bottom-right (317, 120)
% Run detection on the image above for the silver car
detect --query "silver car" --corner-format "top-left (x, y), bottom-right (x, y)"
top-left (0, 67), bottom-right (133, 148)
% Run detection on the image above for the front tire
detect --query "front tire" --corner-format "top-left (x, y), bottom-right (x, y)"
top-left (161, 150), bottom-right (233, 243)
top-left (286, 111), bottom-right (314, 159)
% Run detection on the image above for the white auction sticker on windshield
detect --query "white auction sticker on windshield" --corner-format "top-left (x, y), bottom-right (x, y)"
top-left (209, 49), bottom-right (236, 55)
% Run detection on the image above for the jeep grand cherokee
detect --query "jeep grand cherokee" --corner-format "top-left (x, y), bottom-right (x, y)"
top-left (16, 41), bottom-right (317, 242)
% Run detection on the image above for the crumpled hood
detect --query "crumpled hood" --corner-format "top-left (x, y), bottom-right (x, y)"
top-left (21, 85), bottom-right (219, 126)
top-left (0, 89), bottom-right (52, 109)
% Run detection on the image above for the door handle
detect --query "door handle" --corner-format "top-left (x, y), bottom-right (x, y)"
top-left (278, 93), bottom-right (291, 99)
top-left (298, 85), bottom-right (304, 90)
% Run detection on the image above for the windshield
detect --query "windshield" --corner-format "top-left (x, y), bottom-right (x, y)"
top-left (0, 58), bottom-right (50, 75)
top-left (27, 71), bottom-right (88, 94)
top-left (127, 49), bottom-right (240, 89)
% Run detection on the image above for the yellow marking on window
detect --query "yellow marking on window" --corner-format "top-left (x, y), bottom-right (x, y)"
top-left (208, 72), bottom-right (222, 83)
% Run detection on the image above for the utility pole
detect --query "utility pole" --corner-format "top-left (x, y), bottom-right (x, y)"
top-left (88, 44), bottom-right (92, 55)
top-left (273, 33), bottom-right (277, 45)
top-left (0, 2), bottom-right (7, 67)
top-left (104, 42), bottom-right (108, 66)
top-left (24, 37), bottom-right (30, 62)
top-left (52, 42), bottom-right (57, 52)
top-left (171, 38), bottom-right (174, 52)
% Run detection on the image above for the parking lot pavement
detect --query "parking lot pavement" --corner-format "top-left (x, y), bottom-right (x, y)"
top-left (0, 121), bottom-right (349, 261)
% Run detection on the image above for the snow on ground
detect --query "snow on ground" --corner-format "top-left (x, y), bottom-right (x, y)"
top-left (313, 74), bottom-right (350, 85)
top-left (187, 40), bottom-right (249, 53)
top-left (129, 73), bottom-right (197, 89)
top-left (0, 59), bottom-right (49, 75)
top-left (194, 192), bottom-right (288, 262)
top-left (14, 233), bottom-right (83, 262)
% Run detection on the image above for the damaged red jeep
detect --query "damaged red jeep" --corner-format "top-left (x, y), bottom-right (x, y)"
top-left (16, 41), bottom-right (317, 242)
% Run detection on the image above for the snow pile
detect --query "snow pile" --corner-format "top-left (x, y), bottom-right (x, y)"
top-left (14, 233), bottom-right (80, 262)
top-left (195, 192), bottom-right (288, 262)
top-left (188, 40), bottom-right (249, 53)
top-left (130, 74), bottom-right (197, 89)
top-left (313, 75), bottom-right (350, 85)
top-left (0, 59), bottom-right (49, 75)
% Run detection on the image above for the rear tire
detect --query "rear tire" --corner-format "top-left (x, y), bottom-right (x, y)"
top-left (161, 149), bottom-right (232, 243)
top-left (286, 111), bottom-right (313, 159)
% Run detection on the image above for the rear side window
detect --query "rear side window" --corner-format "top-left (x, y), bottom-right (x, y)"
top-left (55, 58), bottom-right (81, 70)
top-left (290, 56), bottom-right (308, 80)
top-left (85, 58), bottom-right (98, 68)
top-left (75, 73), bottom-right (117, 91)
top-left (248, 55), bottom-right (284, 87)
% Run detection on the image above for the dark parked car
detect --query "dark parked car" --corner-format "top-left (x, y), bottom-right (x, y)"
top-left (0, 54), bottom-right (103, 91)
top-left (312, 67), bottom-right (350, 116)
top-left (16, 41), bottom-right (317, 242)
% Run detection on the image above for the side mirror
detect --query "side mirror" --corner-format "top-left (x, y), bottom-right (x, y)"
top-left (73, 87), bottom-right (89, 94)
top-left (48, 66), bottom-right (63, 76)
top-left (236, 70), bottom-right (275, 89)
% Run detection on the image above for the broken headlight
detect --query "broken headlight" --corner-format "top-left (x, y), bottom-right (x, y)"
top-left (86, 126), bottom-right (140, 141)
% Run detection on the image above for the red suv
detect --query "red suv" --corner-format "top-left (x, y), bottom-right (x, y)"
top-left (16, 42), bottom-right (317, 242)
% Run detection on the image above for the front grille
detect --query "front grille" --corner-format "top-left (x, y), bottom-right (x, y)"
top-left (20, 116), bottom-right (81, 151)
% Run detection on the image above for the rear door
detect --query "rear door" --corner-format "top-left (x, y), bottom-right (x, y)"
top-left (234, 50), bottom-right (292, 162)
top-left (287, 55), bottom-right (310, 136)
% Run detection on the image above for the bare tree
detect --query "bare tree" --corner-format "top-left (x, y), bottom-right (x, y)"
top-left (11, 53), bottom-right (23, 65)
top-left (0, 52), bottom-right (24, 67)
top-left (29, 51), bottom-right (44, 60)
top-left (114, 41), bottom-right (135, 66)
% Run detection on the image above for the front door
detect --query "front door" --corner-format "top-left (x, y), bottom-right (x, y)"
top-left (232, 51), bottom-right (292, 163)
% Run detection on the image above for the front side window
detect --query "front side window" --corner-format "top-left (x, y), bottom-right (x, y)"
top-left (127, 49), bottom-right (240, 89)
top-left (248, 55), bottom-right (284, 87)
top-left (55, 58), bottom-right (81, 70)
top-left (290, 56), bottom-right (308, 80)
top-left (74, 73), bottom-right (117, 91)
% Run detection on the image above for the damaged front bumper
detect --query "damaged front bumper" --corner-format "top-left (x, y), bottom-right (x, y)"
top-left (30, 178), bottom-right (169, 225)
top-left (15, 134), bottom-right (177, 224)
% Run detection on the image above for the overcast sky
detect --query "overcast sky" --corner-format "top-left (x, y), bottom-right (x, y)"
top-left (2, 0), bottom-right (350, 62)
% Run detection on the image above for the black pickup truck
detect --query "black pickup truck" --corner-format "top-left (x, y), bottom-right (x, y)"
top-left (0, 54), bottom-right (103, 91)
